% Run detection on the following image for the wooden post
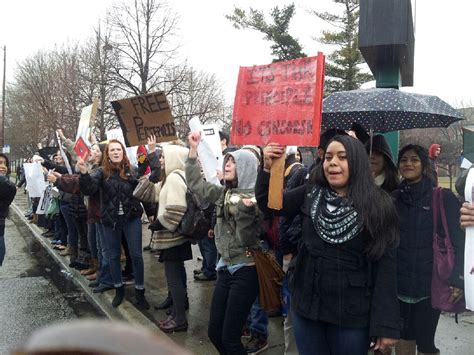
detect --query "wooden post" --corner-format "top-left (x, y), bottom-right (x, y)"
top-left (268, 152), bottom-right (286, 210)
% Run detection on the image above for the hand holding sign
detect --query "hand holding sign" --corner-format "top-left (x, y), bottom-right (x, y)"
top-left (263, 144), bottom-right (285, 170)
top-left (74, 137), bottom-right (90, 162)
top-left (76, 158), bottom-right (88, 175)
top-left (188, 131), bottom-right (201, 158)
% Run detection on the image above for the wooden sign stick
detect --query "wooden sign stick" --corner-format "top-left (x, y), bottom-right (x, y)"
top-left (268, 152), bottom-right (286, 210)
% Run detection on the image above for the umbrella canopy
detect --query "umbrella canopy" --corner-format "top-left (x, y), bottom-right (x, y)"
top-left (463, 126), bottom-right (474, 163)
top-left (322, 88), bottom-right (464, 133)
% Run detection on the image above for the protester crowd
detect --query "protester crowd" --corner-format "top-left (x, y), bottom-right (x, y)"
top-left (3, 124), bottom-right (472, 355)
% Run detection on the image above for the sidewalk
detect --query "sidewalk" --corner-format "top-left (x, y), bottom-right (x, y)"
top-left (11, 190), bottom-right (285, 354)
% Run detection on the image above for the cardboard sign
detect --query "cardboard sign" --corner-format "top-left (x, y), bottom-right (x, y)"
top-left (74, 137), bottom-right (90, 161)
top-left (111, 91), bottom-right (177, 147)
top-left (231, 53), bottom-right (325, 147)
top-left (76, 98), bottom-right (98, 146)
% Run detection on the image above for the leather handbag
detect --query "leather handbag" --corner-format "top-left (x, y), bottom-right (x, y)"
top-left (249, 248), bottom-right (285, 313)
top-left (431, 187), bottom-right (466, 313)
top-left (133, 176), bottom-right (156, 202)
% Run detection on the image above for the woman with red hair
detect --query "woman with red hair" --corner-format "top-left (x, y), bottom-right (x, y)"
top-left (77, 139), bottom-right (149, 309)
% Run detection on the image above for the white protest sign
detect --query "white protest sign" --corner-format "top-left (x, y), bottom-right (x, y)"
top-left (23, 162), bottom-right (46, 198)
top-left (56, 132), bottom-right (73, 174)
top-left (464, 168), bottom-right (474, 310)
top-left (189, 117), bottom-right (223, 186)
top-left (36, 184), bottom-right (52, 215)
top-left (76, 99), bottom-right (98, 146)
top-left (461, 158), bottom-right (473, 170)
top-left (106, 128), bottom-right (139, 167)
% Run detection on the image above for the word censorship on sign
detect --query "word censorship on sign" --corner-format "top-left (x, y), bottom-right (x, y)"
top-left (111, 92), bottom-right (177, 147)
top-left (231, 53), bottom-right (325, 147)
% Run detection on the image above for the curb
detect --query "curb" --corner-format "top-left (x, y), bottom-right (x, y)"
top-left (10, 202), bottom-right (160, 332)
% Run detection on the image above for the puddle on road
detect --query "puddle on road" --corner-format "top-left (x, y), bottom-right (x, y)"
top-left (13, 216), bottom-right (104, 319)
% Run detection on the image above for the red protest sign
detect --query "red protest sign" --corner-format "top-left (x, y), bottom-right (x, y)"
top-left (231, 53), bottom-right (325, 147)
top-left (74, 137), bottom-right (90, 161)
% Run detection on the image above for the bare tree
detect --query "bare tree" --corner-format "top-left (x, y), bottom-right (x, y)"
top-left (79, 24), bottom-right (120, 140)
top-left (164, 65), bottom-right (229, 137)
top-left (5, 44), bottom-right (90, 158)
top-left (108, 0), bottom-right (180, 96)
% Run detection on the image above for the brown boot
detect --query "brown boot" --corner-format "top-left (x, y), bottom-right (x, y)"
top-left (59, 247), bottom-right (70, 257)
top-left (86, 272), bottom-right (97, 281)
top-left (80, 257), bottom-right (98, 276)
top-left (394, 340), bottom-right (416, 355)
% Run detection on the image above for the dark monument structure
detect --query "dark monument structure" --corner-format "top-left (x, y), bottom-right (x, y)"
top-left (359, 0), bottom-right (415, 154)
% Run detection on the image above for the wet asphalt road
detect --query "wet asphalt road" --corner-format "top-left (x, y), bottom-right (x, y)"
top-left (0, 214), bottom-right (103, 354)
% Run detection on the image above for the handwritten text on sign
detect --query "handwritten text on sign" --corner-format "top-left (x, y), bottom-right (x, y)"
top-left (231, 54), bottom-right (324, 146)
top-left (111, 92), bottom-right (177, 147)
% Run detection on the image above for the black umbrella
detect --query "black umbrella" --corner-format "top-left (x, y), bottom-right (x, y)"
top-left (322, 88), bottom-right (464, 133)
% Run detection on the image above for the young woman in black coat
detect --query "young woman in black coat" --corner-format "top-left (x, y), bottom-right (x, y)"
top-left (0, 153), bottom-right (17, 266)
top-left (257, 135), bottom-right (400, 355)
top-left (394, 144), bottom-right (464, 355)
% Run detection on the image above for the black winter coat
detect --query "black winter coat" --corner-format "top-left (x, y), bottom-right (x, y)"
top-left (0, 176), bottom-right (16, 223)
top-left (79, 168), bottom-right (143, 227)
top-left (256, 170), bottom-right (400, 339)
top-left (279, 164), bottom-right (307, 256)
top-left (395, 177), bottom-right (464, 297)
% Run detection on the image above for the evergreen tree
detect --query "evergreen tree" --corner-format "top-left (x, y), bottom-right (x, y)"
top-left (226, 4), bottom-right (306, 62)
top-left (311, 0), bottom-right (372, 94)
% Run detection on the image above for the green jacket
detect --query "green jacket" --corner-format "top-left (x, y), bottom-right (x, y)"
top-left (185, 153), bottom-right (261, 265)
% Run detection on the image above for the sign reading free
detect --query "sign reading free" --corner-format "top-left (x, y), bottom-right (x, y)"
top-left (111, 91), bottom-right (177, 147)
top-left (231, 53), bottom-right (325, 147)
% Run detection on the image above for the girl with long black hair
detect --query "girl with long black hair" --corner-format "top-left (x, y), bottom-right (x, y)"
top-left (256, 135), bottom-right (400, 355)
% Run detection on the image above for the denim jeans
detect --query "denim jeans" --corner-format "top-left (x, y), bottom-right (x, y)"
top-left (102, 216), bottom-right (144, 289)
top-left (59, 202), bottom-right (78, 248)
top-left (198, 237), bottom-right (217, 277)
top-left (208, 266), bottom-right (259, 355)
top-left (95, 223), bottom-right (113, 287)
top-left (87, 223), bottom-right (98, 258)
top-left (292, 312), bottom-right (370, 355)
top-left (54, 212), bottom-right (68, 245)
top-left (0, 224), bottom-right (5, 266)
top-left (247, 297), bottom-right (269, 337)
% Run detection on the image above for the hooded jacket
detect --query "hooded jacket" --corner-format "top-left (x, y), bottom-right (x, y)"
top-left (153, 145), bottom-right (189, 231)
top-left (186, 149), bottom-right (261, 265)
top-left (365, 135), bottom-right (398, 193)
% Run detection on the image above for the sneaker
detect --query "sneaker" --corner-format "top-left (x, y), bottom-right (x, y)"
top-left (241, 325), bottom-right (251, 339)
top-left (194, 273), bottom-right (216, 281)
top-left (244, 334), bottom-right (268, 354)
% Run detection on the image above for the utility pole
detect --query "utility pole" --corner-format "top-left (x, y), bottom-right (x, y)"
top-left (1, 45), bottom-right (6, 149)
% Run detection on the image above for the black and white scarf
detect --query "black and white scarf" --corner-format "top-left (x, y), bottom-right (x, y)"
top-left (310, 186), bottom-right (363, 244)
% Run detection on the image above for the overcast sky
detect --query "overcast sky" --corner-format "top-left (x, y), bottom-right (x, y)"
top-left (0, 0), bottom-right (473, 108)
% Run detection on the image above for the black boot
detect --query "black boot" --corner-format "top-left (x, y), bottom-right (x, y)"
top-left (112, 286), bottom-right (125, 308)
top-left (154, 291), bottom-right (173, 310)
top-left (135, 288), bottom-right (150, 310)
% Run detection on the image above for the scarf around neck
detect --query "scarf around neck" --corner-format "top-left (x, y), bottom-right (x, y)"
top-left (309, 185), bottom-right (363, 244)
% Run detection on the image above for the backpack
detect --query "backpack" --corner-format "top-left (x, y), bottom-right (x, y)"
top-left (174, 172), bottom-right (209, 240)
